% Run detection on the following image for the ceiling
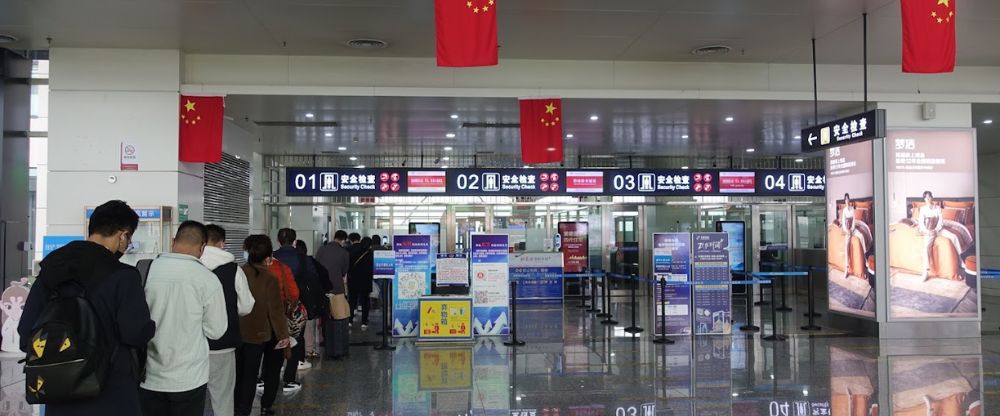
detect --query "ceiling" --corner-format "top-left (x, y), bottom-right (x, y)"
top-left (972, 103), bottom-right (1000, 154)
top-left (225, 95), bottom-right (860, 157)
top-left (4, 0), bottom-right (1000, 65)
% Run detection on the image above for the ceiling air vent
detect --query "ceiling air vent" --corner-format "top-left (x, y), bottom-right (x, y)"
top-left (461, 122), bottom-right (520, 129)
top-left (254, 121), bottom-right (340, 127)
top-left (347, 38), bottom-right (388, 50)
top-left (690, 45), bottom-right (732, 56)
top-left (0, 34), bottom-right (18, 44)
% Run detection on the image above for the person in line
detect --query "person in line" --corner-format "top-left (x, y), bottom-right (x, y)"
top-left (841, 193), bottom-right (856, 276)
top-left (236, 236), bottom-right (292, 416)
top-left (347, 237), bottom-right (375, 329)
top-left (200, 225), bottom-right (255, 416)
top-left (917, 190), bottom-right (945, 281)
top-left (272, 228), bottom-right (319, 390)
top-left (316, 230), bottom-right (350, 296)
top-left (18, 200), bottom-right (156, 416)
top-left (141, 221), bottom-right (228, 416)
top-left (294, 239), bottom-right (331, 359)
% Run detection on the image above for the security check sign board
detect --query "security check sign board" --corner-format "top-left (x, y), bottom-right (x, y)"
top-left (800, 109), bottom-right (886, 153)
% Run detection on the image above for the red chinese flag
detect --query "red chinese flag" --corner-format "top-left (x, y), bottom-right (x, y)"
top-left (519, 99), bottom-right (564, 164)
top-left (901, 0), bottom-right (956, 73)
top-left (178, 95), bottom-right (224, 163)
top-left (435, 0), bottom-right (498, 67)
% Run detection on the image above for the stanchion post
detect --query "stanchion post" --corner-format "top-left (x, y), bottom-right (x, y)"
top-left (597, 273), bottom-right (612, 318)
top-left (803, 266), bottom-right (822, 318)
top-left (776, 273), bottom-right (792, 312)
top-left (374, 279), bottom-right (396, 351)
top-left (653, 277), bottom-right (675, 344)
top-left (577, 273), bottom-right (590, 309)
top-left (587, 272), bottom-right (601, 313)
top-left (754, 276), bottom-right (770, 306)
top-left (624, 274), bottom-right (643, 334)
top-left (762, 275), bottom-right (787, 342)
top-left (504, 280), bottom-right (526, 347)
top-left (600, 274), bottom-right (619, 325)
top-left (801, 268), bottom-right (822, 331)
top-left (739, 277), bottom-right (761, 333)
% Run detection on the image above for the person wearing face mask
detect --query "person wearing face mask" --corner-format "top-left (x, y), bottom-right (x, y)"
top-left (140, 221), bottom-right (228, 416)
top-left (18, 200), bottom-right (156, 416)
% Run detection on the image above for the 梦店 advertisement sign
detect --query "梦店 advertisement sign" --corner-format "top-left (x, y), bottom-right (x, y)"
top-left (886, 129), bottom-right (978, 320)
top-left (557, 222), bottom-right (589, 273)
top-left (470, 234), bottom-right (510, 335)
top-left (392, 235), bottom-right (433, 337)
top-left (826, 141), bottom-right (877, 320)
top-left (652, 233), bottom-right (691, 336)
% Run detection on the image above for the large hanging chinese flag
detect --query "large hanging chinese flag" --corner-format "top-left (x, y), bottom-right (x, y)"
top-left (901, 0), bottom-right (956, 73)
top-left (435, 0), bottom-right (498, 67)
top-left (178, 95), bottom-right (224, 163)
top-left (519, 99), bottom-right (564, 164)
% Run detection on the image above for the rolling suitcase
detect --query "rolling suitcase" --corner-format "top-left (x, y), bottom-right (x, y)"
top-left (324, 318), bottom-right (350, 359)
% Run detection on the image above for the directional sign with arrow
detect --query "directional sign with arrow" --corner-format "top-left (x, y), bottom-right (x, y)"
top-left (800, 109), bottom-right (885, 153)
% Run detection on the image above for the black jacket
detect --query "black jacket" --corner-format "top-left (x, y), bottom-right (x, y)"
top-left (347, 245), bottom-right (374, 294)
top-left (18, 240), bottom-right (156, 416)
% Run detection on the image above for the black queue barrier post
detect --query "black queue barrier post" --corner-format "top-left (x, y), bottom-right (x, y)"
top-left (624, 274), bottom-right (644, 334)
top-left (800, 268), bottom-right (822, 331)
top-left (739, 277), bottom-right (761, 333)
top-left (754, 278), bottom-right (770, 306)
top-left (504, 280), bottom-right (526, 347)
top-left (577, 273), bottom-right (590, 309)
top-left (652, 277), bottom-right (675, 344)
top-left (802, 266), bottom-right (822, 318)
top-left (587, 272), bottom-right (601, 313)
top-left (600, 274), bottom-right (619, 325)
top-left (596, 273), bottom-right (612, 319)
top-left (776, 265), bottom-right (792, 312)
top-left (374, 279), bottom-right (396, 351)
top-left (762, 274), bottom-right (787, 342)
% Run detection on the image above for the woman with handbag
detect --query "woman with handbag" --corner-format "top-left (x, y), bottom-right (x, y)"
top-left (347, 238), bottom-right (375, 329)
top-left (235, 235), bottom-right (292, 416)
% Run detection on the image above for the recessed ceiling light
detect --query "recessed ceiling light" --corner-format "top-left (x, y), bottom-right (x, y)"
top-left (444, 146), bottom-right (453, 151)
top-left (445, 133), bottom-right (456, 138)
top-left (356, 165), bottom-right (366, 169)
top-left (589, 115), bottom-right (599, 121)
top-left (325, 133), bottom-right (333, 137)
top-left (440, 165), bottom-right (448, 169)
top-left (681, 134), bottom-right (689, 139)
top-left (681, 166), bottom-right (689, 169)
top-left (566, 133), bottom-right (574, 139)
top-left (984, 119), bottom-right (994, 125)
top-left (523, 165), bottom-right (530, 168)
top-left (746, 148), bottom-right (755, 153)
top-left (235, 155), bottom-right (241, 160)
top-left (442, 157), bottom-right (450, 161)
top-left (337, 146), bottom-right (347, 151)
top-left (450, 114), bottom-right (459, 119)
top-left (349, 156), bottom-right (358, 161)
top-left (794, 135), bottom-right (801, 139)
top-left (795, 158), bottom-right (804, 163)
top-left (725, 116), bottom-right (734, 122)
top-left (305, 113), bottom-right (315, 118)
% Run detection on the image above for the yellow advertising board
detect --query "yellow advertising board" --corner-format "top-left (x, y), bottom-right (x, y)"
top-left (418, 348), bottom-right (473, 391)
top-left (418, 296), bottom-right (474, 341)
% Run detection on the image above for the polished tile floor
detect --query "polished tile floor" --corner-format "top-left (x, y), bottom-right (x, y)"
top-left (0, 290), bottom-right (996, 415)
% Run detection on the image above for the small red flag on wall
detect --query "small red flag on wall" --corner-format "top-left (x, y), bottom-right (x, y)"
top-left (519, 98), bottom-right (564, 164)
top-left (178, 95), bottom-right (224, 163)
top-left (435, 0), bottom-right (499, 67)
top-left (901, 0), bottom-right (957, 73)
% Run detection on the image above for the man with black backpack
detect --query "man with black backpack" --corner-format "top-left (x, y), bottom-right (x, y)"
top-left (18, 200), bottom-right (156, 415)
top-left (201, 225), bottom-right (255, 416)
top-left (272, 228), bottom-right (323, 391)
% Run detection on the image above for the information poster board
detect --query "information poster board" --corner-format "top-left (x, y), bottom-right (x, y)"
top-left (374, 250), bottom-right (395, 280)
top-left (436, 253), bottom-right (469, 286)
top-left (410, 223), bottom-right (441, 273)
top-left (886, 129), bottom-right (979, 319)
top-left (418, 297), bottom-right (473, 341)
top-left (393, 235), bottom-right (433, 337)
top-left (652, 233), bottom-right (692, 336)
top-left (826, 141), bottom-right (877, 319)
top-left (470, 234), bottom-right (510, 336)
top-left (691, 232), bottom-right (731, 335)
top-left (716, 221), bottom-right (747, 295)
top-left (557, 222), bottom-right (589, 273)
top-left (509, 252), bottom-right (564, 304)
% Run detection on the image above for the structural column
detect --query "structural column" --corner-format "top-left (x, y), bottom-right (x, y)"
top-left (1, 49), bottom-right (31, 283)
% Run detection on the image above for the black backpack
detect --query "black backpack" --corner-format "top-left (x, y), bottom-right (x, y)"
top-left (295, 254), bottom-right (325, 320)
top-left (23, 279), bottom-right (116, 404)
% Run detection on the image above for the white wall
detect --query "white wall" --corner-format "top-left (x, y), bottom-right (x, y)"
top-left (47, 48), bottom-right (184, 236)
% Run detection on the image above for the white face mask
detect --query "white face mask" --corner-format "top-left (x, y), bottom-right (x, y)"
top-left (242, 251), bottom-right (250, 262)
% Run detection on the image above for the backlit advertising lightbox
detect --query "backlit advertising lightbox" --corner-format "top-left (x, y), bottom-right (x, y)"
top-left (886, 129), bottom-right (978, 319)
top-left (826, 141), bottom-right (877, 319)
